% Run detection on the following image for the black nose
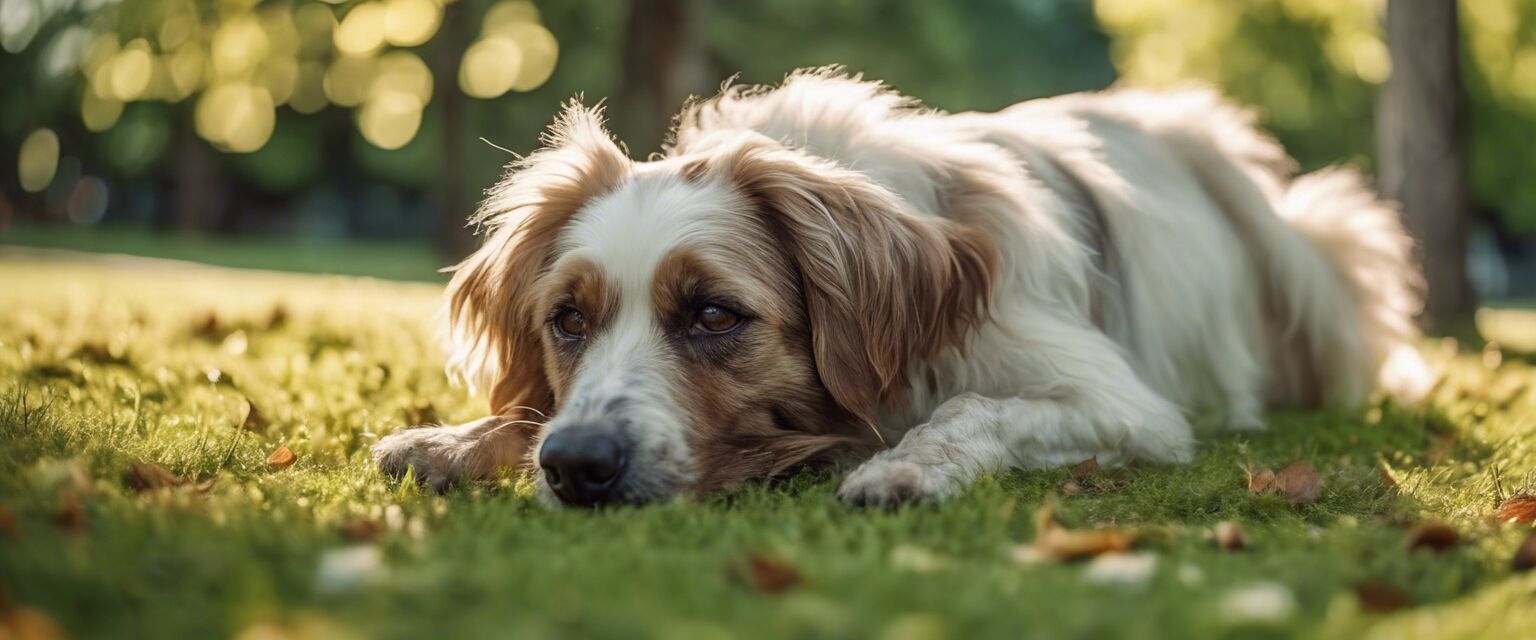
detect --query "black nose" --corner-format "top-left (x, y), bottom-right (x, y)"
top-left (539, 428), bottom-right (627, 507)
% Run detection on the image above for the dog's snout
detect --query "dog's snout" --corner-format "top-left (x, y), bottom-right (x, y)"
top-left (539, 428), bottom-right (627, 507)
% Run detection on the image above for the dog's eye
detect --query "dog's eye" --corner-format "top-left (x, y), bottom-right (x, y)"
top-left (554, 308), bottom-right (587, 339)
top-left (694, 304), bottom-right (743, 335)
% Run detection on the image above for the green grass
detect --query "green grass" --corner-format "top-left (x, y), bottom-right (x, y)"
top-left (1, 224), bottom-right (446, 282)
top-left (1, 256), bottom-right (1534, 640)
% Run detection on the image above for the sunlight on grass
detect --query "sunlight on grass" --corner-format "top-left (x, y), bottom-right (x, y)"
top-left (1, 257), bottom-right (1533, 639)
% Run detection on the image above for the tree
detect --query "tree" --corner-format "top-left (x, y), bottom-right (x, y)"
top-left (1378, 0), bottom-right (1475, 327)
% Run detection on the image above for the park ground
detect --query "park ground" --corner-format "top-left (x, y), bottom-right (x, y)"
top-left (1, 247), bottom-right (1534, 639)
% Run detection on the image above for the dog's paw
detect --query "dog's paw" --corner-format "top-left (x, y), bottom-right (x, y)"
top-left (372, 425), bottom-right (481, 492)
top-left (837, 457), bottom-right (958, 508)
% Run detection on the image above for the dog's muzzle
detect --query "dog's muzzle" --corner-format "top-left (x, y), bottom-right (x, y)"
top-left (539, 425), bottom-right (629, 507)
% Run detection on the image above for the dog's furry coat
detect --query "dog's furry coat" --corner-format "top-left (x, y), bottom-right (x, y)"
top-left (373, 69), bottom-right (1431, 505)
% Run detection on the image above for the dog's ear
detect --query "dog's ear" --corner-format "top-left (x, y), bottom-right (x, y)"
top-left (694, 136), bottom-right (999, 432)
top-left (445, 100), bottom-right (630, 419)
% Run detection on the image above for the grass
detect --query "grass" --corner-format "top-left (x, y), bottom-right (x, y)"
top-left (1, 224), bottom-right (445, 282)
top-left (1, 254), bottom-right (1534, 640)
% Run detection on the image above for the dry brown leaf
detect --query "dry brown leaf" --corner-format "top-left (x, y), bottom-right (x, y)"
top-left (240, 399), bottom-right (268, 433)
top-left (265, 305), bottom-right (289, 330)
top-left (124, 463), bottom-right (184, 493)
top-left (1513, 533), bottom-right (1536, 573)
top-left (1027, 502), bottom-right (1134, 561)
top-left (191, 312), bottom-right (224, 339)
top-left (734, 553), bottom-right (801, 594)
top-left (1406, 521), bottom-right (1460, 553)
top-left (0, 606), bottom-right (68, 640)
top-left (1247, 467), bottom-right (1276, 493)
top-left (1215, 521), bottom-right (1247, 551)
top-left (1380, 463), bottom-right (1398, 487)
top-left (341, 518), bottom-right (383, 542)
top-left (267, 446), bottom-right (297, 469)
top-left (1070, 457), bottom-right (1100, 480)
top-left (1273, 462), bottom-right (1324, 505)
top-left (53, 491), bottom-right (85, 534)
top-left (1496, 496), bottom-right (1536, 525)
top-left (1355, 582), bottom-right (1413, 612)
top-left (1034, 528), bottom-right (1134, 561)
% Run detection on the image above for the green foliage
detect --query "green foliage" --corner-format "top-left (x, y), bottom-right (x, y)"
top-left (1097, 0), bottom-right (1536, 232)
top-left (2, 257), bottom-right (1535, 638)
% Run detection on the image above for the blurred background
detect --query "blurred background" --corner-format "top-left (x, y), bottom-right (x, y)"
top-left (1, 0), bottom-right (1532, 327)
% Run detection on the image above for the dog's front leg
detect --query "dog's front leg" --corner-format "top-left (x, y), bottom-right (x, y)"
top-left (838, 323), bottom-right (1196, 507)
top-left (372, 415), bottom-right (540, 491)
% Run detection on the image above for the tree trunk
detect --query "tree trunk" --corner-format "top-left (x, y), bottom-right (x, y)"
top-left (1378, 0), bottom-right (1475, 329)
top-left (172, 126), bottom-right (222, 235)
top-left (433, 0), bottom-right (475, 263)
top-left (615, 0), bottom-right (711, 156)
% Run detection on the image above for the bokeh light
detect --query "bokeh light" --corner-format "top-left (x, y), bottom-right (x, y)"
top-left (107, 39), bottom-right (155, 101)
top-left (81, 88), bottom-right (124, 132)
top-left (358, 91), bottom-right (423, 150)
top-left (18, 129), bottom-right (61, 193)
top-left (325, 54), bottom-right (378, 107)
top-left (66, 176), bottom-right (111, 225)
top-left (461, 0), bottom-right (557, 97)
top-left (384, 0), bottom-right (442, 47)
top-left (196, 83), bottom-right (277, 153)
top-left (335, 2), bottom-right (386, 56)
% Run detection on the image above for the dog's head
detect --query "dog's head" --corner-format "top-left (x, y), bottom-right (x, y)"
top-left (446, 102), bottom-right (997, 506)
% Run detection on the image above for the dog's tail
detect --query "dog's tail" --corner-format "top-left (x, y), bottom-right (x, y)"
top-left (1276, 168), bottom-right (1432, 404)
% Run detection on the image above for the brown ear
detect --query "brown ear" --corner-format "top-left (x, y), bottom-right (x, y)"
top-left (697, 136), bottom-right (999, 430)
top-left (444, 100), bottom-right (631, 419)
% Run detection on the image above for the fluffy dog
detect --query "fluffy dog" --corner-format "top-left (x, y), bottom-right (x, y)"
top-left (373, 68), bottom-right (1431, 507)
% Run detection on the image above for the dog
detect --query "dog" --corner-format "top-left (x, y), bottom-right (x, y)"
top-left (373, 68), bottom-right (1432, 507)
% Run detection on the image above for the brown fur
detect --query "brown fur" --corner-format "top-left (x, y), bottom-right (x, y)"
top-left (444, 101), bottom-right (631, 447)
top-left (688, 135), bottom-right (1001, 435)
top-left (648, 246), bottom-right (872, 493)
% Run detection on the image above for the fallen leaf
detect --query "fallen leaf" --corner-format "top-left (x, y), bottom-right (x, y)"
top-left (1273, 462), bottom-right (1323, 505)
top-left (194, 477), bottom-right (218, 493)
top-left (341, 518), bottom-right (383, 542)
top-left (1513, 533), bottom-right (1536, 572)
top-left (72, 342), bottom-right (125, 364)
top-left (1215, 521), bottom-right (1247, 551)
top-left (1354, 582), bottom-right (1413, 612)
top-left (124, 462), bottom-right (184, 492)
top-left (1496, 496), bottom-right (1536, 525)
top-left (1406, 521), bottom-right (1460, 553)
top-left (53, 491), bottom-right (85, 534)
top-left (1027, 502), bottom-right (1134, 561)
top-left (733, 553), bottom-right (801, 594)
top-left (265, 305), bottom-right (289, 330)
top-left (1247, 468), bottom-right (1275, 493)
top-left (0, 606), bottom-right (68, 640)
top-left (191, 312), bottom-right (224, 339)
top-left (1380, 463), bottom-right (1398, 487)
top-left (1070, 457), bottom-right (1100, 480)
top-left (240, 399), bottom-right (268, 433)
top-left (267, 446), bottom-right (297, 469)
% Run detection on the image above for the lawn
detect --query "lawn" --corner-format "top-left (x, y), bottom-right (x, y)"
top-left (1, 252), bottom-right (1534, 640)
